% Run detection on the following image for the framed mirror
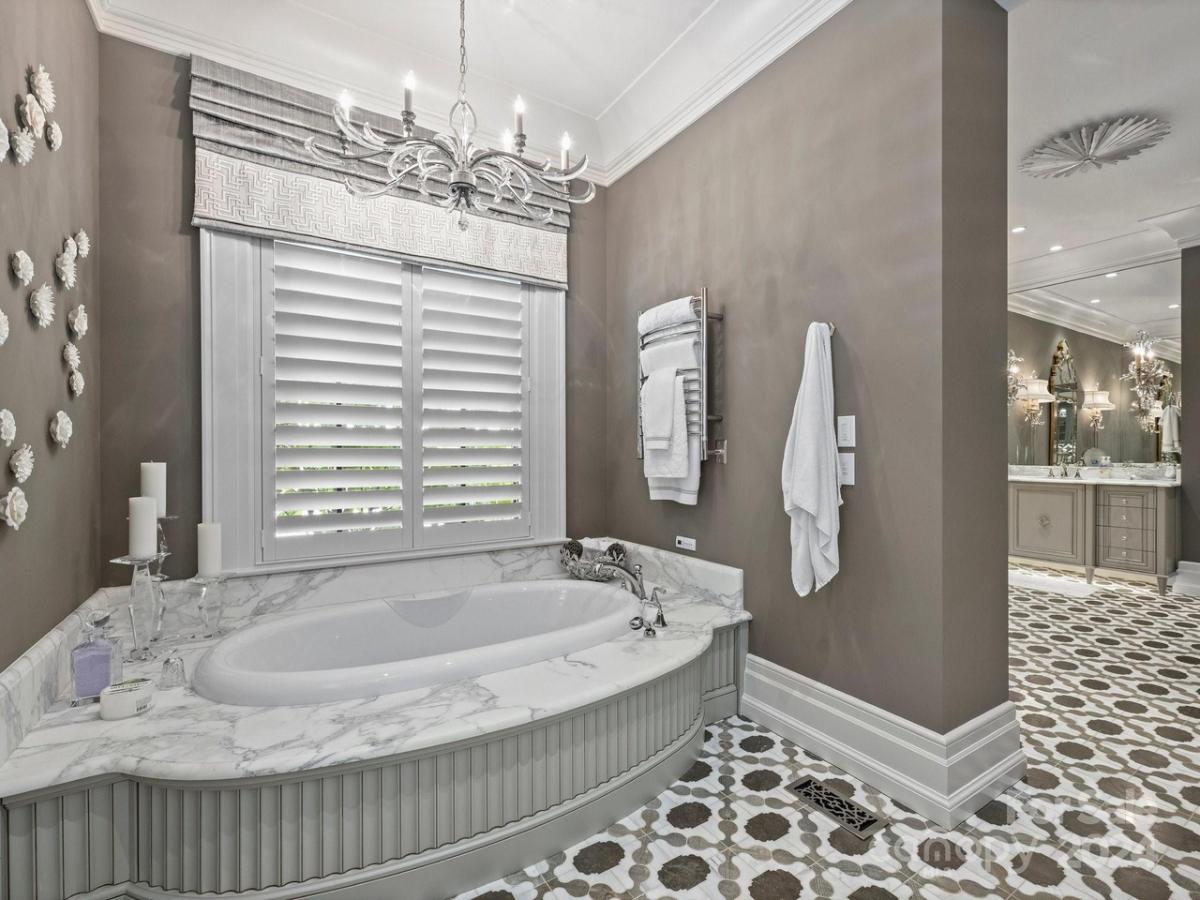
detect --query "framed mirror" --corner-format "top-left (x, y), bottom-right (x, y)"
top-left (1047, 339), bottom-right (1080, 464)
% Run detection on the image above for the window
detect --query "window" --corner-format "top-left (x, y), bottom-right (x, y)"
top-left (202, 232), bottom-right (565, 573)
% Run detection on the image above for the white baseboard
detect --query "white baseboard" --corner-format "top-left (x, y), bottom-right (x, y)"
top-left (742, 655), bottom-right (1026, 828)
top-left (1171, 561), bottom-right (1200, 597)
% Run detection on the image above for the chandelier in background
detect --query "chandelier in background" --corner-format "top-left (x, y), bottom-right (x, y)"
top-left (306, 0), bottom-right (595, 230)
top-left (1120, 330), bottom-right (1173, 428)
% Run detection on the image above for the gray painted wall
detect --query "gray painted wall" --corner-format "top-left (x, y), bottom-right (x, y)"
top-left (0, 0), bottom-right (101, 669)
top-left (601, 0), bottom-right (1008, 733)
top-left (1007, 312), bottom-right (1180, 466)
top-left (1182, 246), bottom-right (1199, 561)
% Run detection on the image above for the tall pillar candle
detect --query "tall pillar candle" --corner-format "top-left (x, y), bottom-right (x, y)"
top-left (140, 462), bottom-right (167, 517)
top-left (197, 523), bottom-right (222, 578)
top-left (128, 497), bottom-right (158, 559)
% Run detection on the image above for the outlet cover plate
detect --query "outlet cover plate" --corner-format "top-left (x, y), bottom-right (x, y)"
top-left (675, 536), bottom-right (697, 552)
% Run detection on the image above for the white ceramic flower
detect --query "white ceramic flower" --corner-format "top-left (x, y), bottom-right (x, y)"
top-left (11, 250), bottom-right (34, 286)
top-left (46, 121), bottom-right (62, 151)
top-left (12, 128), bottom-right (35, 166)
top-left (75, 230), bottom-right (90, 259)
top-left (30, 65), bottom-right (56, 114)
top-left (2, 486), bottom-right (28, 531)
top-left (49, 411), bottom-right (72, 449)
top-left (63, 235), bottom-right (77, 261)
top-left (55, 252), bottom-right (76, 289)
top-left (9, 443), bottom-right (33, 484)
top-left (20, 94), bottom-right (45, 140)
top-left (0, 309), bottom-right (8, 347)
top-left (0, 410), bottom-right (14, 447)
top-left (29, 284), bottom-right (55, 327)
top-left (68, 304), bottom-right (88, 338)
top-left (0, 117), bottom-right (8, 161)
top-left (63, 341), bottom-right (81, 370)
top-left (70, 369), bottom-right (85, 397)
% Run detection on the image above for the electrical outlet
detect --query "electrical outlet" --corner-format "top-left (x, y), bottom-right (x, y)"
top-left (675, 536), bottom-right (697, 552)
top-left (837, 415), bottom-right (856, 447)
top-left (838, 452), bottom-right (855, 486)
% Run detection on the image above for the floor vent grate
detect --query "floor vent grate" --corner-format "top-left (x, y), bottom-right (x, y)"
top-left (787, 777), bottom-right (888, 839)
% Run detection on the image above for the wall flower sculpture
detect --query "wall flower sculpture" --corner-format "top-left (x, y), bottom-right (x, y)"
top-left (30, 65), bottom-right (55, 114)
top-left (63, 236), bottom-right (77, 261)
top-left (55, 251), bottom-right (76, 289)
top-left (20, 94), bottom-right (45, 140)
top-left (67, 304), bottom-right (87, 338)
top-left (12, 128), bottom-right (34, 166)
top-left (0, 409), bottom-right (14, 447)
top-left (29, 283), bottom-right (54, 328)
top-left (9, 443), bottom-right (33, 484)
top-left (63, 341), bottom-right (80, 371)
top-left (69, 369), bottom-right (85, 397)
top-left (3, 486), bottom-right (28, 531)
top-left (46, 121), bottom-right (62, 152)
top-left (11, 250), bottom-right (34, 286)
top-left (49, 411), bottom-right (72, 449)
top-left (0, 117), bottom-right (8, 161)
top-left (0, 309), bottom-right (8, 347)
top-left (75, 229), bottom-right (90, 259)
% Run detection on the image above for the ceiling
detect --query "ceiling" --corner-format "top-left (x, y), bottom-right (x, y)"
top-left (85, 0), bottom-right (855, 184)
top-left (1007, 0), bottom-right (1200, 291)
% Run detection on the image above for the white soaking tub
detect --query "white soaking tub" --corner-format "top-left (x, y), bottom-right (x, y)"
top-left (193, 579), bottom-right (639, 706)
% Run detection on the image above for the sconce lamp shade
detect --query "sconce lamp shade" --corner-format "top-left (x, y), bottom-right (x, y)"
top-left (1082, 390), bottom-right (1115, 411)
top-left (1016, 378), bottom-right (1054, 403)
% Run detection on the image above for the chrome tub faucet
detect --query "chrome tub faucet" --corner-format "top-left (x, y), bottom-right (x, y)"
top-left (589, 559), bottom-right (668, 637)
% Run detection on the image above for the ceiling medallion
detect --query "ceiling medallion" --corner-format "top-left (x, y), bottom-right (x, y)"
top-left (1019, 115), bottom-right (1170, 179)
top-left (307, 0), bottom-right (594, 231)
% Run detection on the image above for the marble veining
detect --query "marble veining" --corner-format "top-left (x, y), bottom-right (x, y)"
top-left (583, 537), bottom-right (744, 610)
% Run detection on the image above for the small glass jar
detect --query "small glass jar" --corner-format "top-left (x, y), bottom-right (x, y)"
top-left (72, 614), bottom-right (117, 702)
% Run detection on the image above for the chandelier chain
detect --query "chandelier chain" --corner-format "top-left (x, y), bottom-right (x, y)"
top-left (457, 0), bottom-right (468, 101)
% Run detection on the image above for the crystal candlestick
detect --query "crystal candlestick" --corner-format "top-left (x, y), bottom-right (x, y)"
top-left (111, 552), bottom-right (169, 660)
top-left (189, 575), bottom-right (226, 637)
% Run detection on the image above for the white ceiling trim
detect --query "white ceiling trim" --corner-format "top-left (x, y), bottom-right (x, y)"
top-left (1008, 290), bottom-right (1182, 363)
top-left (85, 0), bottom-right (857, 188)
top-left (1007, 228), bottom-right (1181, 294)
top-left (1141, 203), bottom-right (1200, 250)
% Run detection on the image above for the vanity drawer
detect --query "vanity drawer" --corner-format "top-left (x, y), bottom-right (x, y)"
top-left (1097, 506), bottom-right (1151, 529)
top-left (1097, 487), bottom-right (1156, 509)
top-left (1098, 544), bottom-right (1154, 572)
top-left (1097, 526), bottom-right (1150, 552)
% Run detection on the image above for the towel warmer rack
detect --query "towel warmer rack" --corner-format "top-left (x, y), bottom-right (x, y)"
top-left (636, 288), bottom-right (726, 463)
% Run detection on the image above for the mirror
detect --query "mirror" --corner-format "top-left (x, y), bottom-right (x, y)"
top-left (1008, 259), bottom-right (1182, 466)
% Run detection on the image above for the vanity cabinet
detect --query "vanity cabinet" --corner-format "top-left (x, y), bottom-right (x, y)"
top-left (1008, 480), bottom-right (1179, 595)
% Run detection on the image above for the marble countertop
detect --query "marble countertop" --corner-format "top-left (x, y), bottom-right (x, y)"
top-left (1007, 474), bottom-right (1180, 487)
top-left (0, 591), bottom-right (749, 799)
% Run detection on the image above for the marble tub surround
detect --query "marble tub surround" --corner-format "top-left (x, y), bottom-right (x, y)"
top-left (0, 594), bottom-right (750, 799)
top-left (581, 536), bottom-right (744, 610)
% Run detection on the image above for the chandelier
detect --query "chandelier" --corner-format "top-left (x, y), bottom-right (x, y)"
top-left (1006, 349), bottom-right (1024, 407)
top-left (306, 0), bottom-right (595, 230)
top-left (1121, 330), bottom-right (1172, 425)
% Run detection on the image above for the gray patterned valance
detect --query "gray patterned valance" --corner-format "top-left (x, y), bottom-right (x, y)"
top-left (189, 57), bottom-right (568, 286)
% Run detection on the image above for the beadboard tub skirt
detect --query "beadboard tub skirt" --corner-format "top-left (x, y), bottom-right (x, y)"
top-left (1, 623), bottom-right (746, 900)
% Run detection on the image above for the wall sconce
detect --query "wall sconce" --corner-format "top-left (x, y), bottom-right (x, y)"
top-left (1015, 373), bottom-right (1054, 427)
top-left (1081, 388), bottom-right (1115, 441)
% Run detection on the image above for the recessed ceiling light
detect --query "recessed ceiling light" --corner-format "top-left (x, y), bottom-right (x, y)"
top-left (1090, 298), bottom-right (1101, 304)
top-left (1011, 226), bottom-right (1026, 234)
top-left (1169, 303), bottom-right (1180, 309)
top-left (1049, 244), bottom-right (1063, 252)
top-left (1105, 272), bottom-right (1119, 279)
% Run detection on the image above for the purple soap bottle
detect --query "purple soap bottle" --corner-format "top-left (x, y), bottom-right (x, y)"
top-left (72, 613), bottom-right (116, 702)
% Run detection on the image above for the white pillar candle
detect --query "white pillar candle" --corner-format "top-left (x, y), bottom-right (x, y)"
top-left (140, 462), bottom-right (167, 518)
top-left (197, 523), bottom-right (222, 578)
top-left (513, 95), bottom-right (525, 135)
top-left (129, 497), bottom-right (158, 559)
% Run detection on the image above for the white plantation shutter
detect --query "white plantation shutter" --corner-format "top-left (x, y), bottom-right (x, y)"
top-left (267, 242), bottom-right (408, 558)
top-left (419, 267), bottom-right (530, 543)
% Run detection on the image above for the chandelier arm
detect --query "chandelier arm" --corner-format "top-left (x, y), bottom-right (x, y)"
top-left (347, 162), bottom-right (424, 199)
top-left (303, 136), bottom-right (393, 164)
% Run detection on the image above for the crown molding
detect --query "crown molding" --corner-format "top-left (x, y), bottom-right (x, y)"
top-left (1007, 228), bottom-right (1181, 294)
top-left (1008, 289), bottom-right (1182, 364)
top-left (1141, 203), bottom-right (1200, 250)
top-left (85, 0), bottom-right (858, 188)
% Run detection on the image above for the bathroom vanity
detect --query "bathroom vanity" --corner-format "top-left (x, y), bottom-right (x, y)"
top-left (1008, 467), bottom-right (1180, 594)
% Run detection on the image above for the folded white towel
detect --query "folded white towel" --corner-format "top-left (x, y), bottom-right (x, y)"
top-left (782, 322), bottom-right (842, 596)
top-left (1161, 404), bottom-right (1181, 455)
top-left (645, 375), bottom-right (689, 478)
top-left (649, 434), bottom-right (701, 505)
top-left (638, 297), bottom-right (698, 335)
top-left (640, 335), bottom-right (699, 375)
top-left (641, 367), bottom-right (678, 451)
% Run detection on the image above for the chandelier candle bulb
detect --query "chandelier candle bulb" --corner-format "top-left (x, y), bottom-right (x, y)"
top-left (337, 91), bottom-right (354, 116)
top-left (514, 95), bottom-right (525, 135)
top-left (129, 497), bottom-right (158, 559)
top-left (403, 71), bottom-right (415, 113)
top-left (502, 128), bottom-right (514, 152)
top-left (560, 132), bottom-right (571, 169)
top-left (197, 523), bottom-right (222, 578)
top-left (140, 461), bottom-right (167, 517)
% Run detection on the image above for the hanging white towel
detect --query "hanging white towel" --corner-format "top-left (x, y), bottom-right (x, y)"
top-left (640, 336), bottom-right (699, 375)
top-left (638, 297), bottom-right (698, 335)
top-left (641, 367), bottom-right (678, 451)
top-left (649, 435), bottom-right (701, 505)
top-left (782, 322), bottom-right (842, 596)
top-left (644, 375), bottom-right (689, 478)
top-left (1161, 405), bottom-right (1181, 456)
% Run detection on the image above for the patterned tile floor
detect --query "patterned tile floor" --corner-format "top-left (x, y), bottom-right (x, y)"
top-left (453, 567), bottom-right (1200, 899)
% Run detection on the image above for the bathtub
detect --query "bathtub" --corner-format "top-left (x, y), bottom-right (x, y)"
top-left (193, 579), bottom-right (640, 706)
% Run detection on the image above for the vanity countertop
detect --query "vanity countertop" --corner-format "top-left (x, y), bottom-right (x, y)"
top-left (1007, 474), bottom-right (1180, 488)
top-left (0, 591), bottom-right (749, 799)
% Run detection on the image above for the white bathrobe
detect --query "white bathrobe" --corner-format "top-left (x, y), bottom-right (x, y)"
top-left (781, 322), bottom-right (842, 596)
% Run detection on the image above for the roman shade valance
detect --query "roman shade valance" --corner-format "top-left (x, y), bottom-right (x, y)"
top-left (189, 57), bottom-right (568, 286)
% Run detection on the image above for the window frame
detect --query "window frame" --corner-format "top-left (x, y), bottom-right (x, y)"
top-left (200, 229), bottom-right (566, 576)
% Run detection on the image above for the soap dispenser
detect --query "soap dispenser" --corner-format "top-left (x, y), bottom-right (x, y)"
top-left (72, 613), bottom-right (117, 703)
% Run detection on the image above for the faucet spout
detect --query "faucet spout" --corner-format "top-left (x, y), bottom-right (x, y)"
top-left (590, 559), bottom-right (668, 629)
